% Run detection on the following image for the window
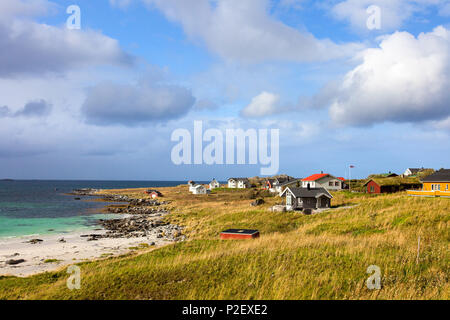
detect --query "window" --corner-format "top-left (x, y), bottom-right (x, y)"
top-left (431, 184), bottom-right (434, 190)
top-left (286, 194), bottom-right (292, 206)
top-left (370, 186), bottom-right (374, 192)
top-left (335, 181), bottom-right (339, 186)
top-left (446, 184), bottom-right (448, 190)
top-left (329, 182), bottom-right (333, 186)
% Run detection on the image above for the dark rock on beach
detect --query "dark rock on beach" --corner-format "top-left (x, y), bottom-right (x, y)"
top-left (71, 190), bottom-right (184, 243)
top-left (93, 214), bottom-right (184, 241)
top-left (6, 259), bottom-right (26, 265)
top-left (27, 239), bottom-right (43, 244)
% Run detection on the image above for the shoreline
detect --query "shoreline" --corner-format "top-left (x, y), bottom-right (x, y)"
top-left (0, 188), bottom-right (183, 277)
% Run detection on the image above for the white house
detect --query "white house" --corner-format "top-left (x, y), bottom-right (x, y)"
top-left (192, 184), bottom-right (207, 194)
top-left (209, 179), bottom-right (220, 190)
top-left (265, 177), bottom-right (302, 195)
top-left (403, 168), bottom-right (432, 177)
top-left (228, 178), bottom-right (250, 189)
top-left (188, 180), bottom-right (196, 192)
top-left (301, 173), bottom-right (343, 191)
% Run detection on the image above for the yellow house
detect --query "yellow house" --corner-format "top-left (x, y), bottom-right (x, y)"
top-left (407, 169), bottom-right (450, 197)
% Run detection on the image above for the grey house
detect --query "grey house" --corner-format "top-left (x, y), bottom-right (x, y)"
top-left (280, 186), bottom-right (333, 211)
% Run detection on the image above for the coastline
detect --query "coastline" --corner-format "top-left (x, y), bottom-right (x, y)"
top-left (0, 229), bottom-right (170, 277)
top-left (0, 188), bottom-right (183, 277)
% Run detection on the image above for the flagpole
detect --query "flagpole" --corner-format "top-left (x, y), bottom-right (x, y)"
top-left (349, 165), bottom-right (351, 192)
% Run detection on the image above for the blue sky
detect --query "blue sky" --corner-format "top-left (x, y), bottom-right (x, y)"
top-left (0, 0), bottom-right (449, 180)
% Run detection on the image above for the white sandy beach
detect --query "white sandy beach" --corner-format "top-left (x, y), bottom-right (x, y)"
top-left (0, 229), bottom-right (170, 277)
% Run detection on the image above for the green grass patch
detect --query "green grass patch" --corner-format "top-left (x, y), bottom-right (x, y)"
top-left (43, 259), bottom-right (61, 264)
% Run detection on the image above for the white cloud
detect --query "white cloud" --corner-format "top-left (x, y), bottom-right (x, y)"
top-left (240, 92), bottom-right (281, 118)
top-left (431, 116), bottom-right (450, 130)
top-left (0, 20), bottom-right (133, 77)
top-left (141, 0), bottom-right (361, 63)
top-left (0, 0), bottom-right (133, 78)
top-left (331, 0), bottom-right (448, 32)
top-left (328, 26), bottom-right (450, 126)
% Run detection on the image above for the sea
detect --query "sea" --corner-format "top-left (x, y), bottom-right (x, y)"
top-left (0, 180), bottom-right (199, 238)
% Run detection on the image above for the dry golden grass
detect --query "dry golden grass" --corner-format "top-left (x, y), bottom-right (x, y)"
top-left (0, 186), bottom-right (448, 300)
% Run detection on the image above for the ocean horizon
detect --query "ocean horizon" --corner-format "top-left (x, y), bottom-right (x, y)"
top-left (0, 180), bottom-right (210, 238)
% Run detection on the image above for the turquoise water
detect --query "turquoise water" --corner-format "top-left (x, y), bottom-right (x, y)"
top-left (0, 180), bottom-right (195, 238)
top-left (0, 214), bottom-right (119, 238)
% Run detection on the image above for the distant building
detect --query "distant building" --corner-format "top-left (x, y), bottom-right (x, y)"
top-left (280, 186), bottom-right (333, 211)
top-left (274, 178), bottom-right (302, 195)
top-left (265, 177), bottom-right (294, 193)
top-left (337, 177), bottom-right (348, 189)
top-left (188, 181), bottom-right (196, 192)
top-left (379, 172), bottom-right (399, 178)
top-left (228, 178), bottom-right (250, 189)
top-left (265, 179), bottom-right (276, 191)
top-left (302, 173), bottom-right (344, 191)
top-left (209, 178), bottom-right (220, 190)
top-left (364, 177), bottom-right (421, 194)
top-left (403, 168), bottom-right (433, 177)
top-left (145, 189), bottom-right (162, 199)
top-left (192, 184), bottom-right (208, 195)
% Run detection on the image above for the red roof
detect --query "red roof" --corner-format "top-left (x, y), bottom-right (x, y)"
top-left (337, 177), bottom-right (346, 181)
top-left (302, 173), bottom-right (329, 181)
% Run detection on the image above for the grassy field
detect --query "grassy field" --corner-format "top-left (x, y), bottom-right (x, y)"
top-left (0, 186), bottom-right (448, 300)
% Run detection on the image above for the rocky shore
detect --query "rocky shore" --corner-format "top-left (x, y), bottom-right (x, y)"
top-left (0, 188), bottom-right (185, 277)
top-left (80, 192), bottom-right (185, 242)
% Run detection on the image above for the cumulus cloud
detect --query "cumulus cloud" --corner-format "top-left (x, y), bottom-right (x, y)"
top-left (82, 80), bottom-right (196, 126)
top-left (141, 0), bottom-right (361, 63)
top-left (331, 0), bottom-right (448, 32)
top-left (240, 92), bottom-right (281, 118)
top-left (0, 20), bottom-right (133, 77)
top-left (0, 100), bottom-right (52, 118)
top-left (327, 26), bottom-right (450, 126)
top-left (0, 0), bottom-right (133, 78)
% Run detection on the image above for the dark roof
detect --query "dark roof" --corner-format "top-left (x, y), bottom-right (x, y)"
top-left (146, 189), bottom-right (161, 194)
top-left (421, 169), bottom-right (450, 182)
top-left (282, 187), bottom-right (332, 199)
top-left (278, 178), bottom-right (302, 187)
top-left (276, 177), bottom-right (288, 184)
top-left (221, 229), bottom-right (259, 235)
